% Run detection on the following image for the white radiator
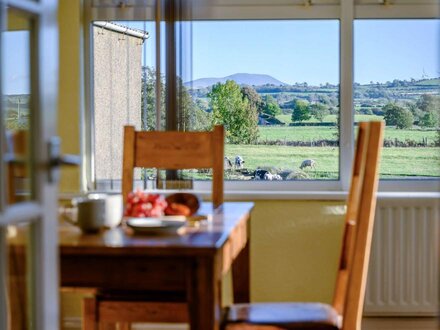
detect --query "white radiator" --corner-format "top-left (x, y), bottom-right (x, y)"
top-left (364, 195), bottom-right (440, 316)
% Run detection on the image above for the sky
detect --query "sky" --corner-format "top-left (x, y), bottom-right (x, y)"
top-left (189, 19), bottom-right (439, 85)
top-left (3, 19), bottom-right (439, 94)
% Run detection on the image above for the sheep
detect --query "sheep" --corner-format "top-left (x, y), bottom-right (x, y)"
top-left (224, 156), bottom-right (233, 170)
top-left (235, 155), bottom-right (245, 169)
top-left (300, 159), bottom-right (317, 170)
top-left (263, 172), bottom-right (273, 180)
top-left (253, 169), bottom-right (269, 180)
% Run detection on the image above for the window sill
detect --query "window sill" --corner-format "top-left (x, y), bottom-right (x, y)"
top-left (59, 190), bottom-right (440, 202)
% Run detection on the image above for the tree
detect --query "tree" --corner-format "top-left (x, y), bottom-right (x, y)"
top-left (416, 94), bottom-right (440, 113)
top-left (262, 95), bottom-right (281, 116)
top-left (291, 100), bottom-right (311, 122)
top-left (309, 103), bottom-right (330, 122)
top-left (178, 79), bottom-right (211, 131)
top-left (241, 86), bottom-right (264, 113)
top-left (416, 94), bottom-right (440, 127)
top-left (383, 103), bottom-right (413, 129)
top-left (208, 80), bottom-right (259, 144)
top-left (142, 67), bottom-right (211, 132)
top-left (420, 110), bottom-right (439, 128)
top-left (395, 109), bottom-right (414, 129)
top-left (141, 66), bottom-right (165, 130)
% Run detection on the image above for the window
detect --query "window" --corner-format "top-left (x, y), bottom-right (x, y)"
top-left (354, 19), bottom-right (439, 180)
top-left (84, 0), bottom-right (440, 194)
top-left (188, 20), bottom-right (340, 181)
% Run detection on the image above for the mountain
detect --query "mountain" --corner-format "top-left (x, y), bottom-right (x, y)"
top-left (185, 73), bottom-right (287, 89)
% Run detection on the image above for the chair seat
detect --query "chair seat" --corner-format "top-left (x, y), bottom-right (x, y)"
top-left (224, 302), bottom-right (341, 330)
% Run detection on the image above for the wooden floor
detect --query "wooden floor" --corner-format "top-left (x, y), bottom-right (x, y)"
top-left (362, 317), bottom-right (440, 330)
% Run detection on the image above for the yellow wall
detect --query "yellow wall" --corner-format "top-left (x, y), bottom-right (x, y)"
top-left (57, 1), bottom-right (345, 322)
top-left (58, 0), bottom-right (81, 193)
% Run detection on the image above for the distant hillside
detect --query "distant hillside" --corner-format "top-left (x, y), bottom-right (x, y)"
top-left (185, 73), bottom-right (287, 89)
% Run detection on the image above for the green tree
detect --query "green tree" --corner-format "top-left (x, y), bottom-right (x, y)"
top-left (416, 94), bottom-right (440, 113)
top-left (395, 109), bottom-right (414, 129)
top-left (309, 103), bottom-right (330, 122)
top-left (420, 110), bottom-right (439, 128)
top-left (241, 86), bottom-right (264, 113)
top-left (178, 79), bottom-right (211, 131)
top-left (141, 67), bottom-right (211, 132)
top-left (141, 66), bottom-right (165, 130)
top-left (262, 95), bottom-right (281, 116)
top-left (383, 103), bottom-right (414, 129)
top-left (208, 80), bottom-right (259, 144)
top-left (291, 100), bottom-right (311, 122)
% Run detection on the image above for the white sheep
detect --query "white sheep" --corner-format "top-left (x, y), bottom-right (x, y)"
top-left (235, 155), bottom-right (245, 169)
top-left (263, 172), bottom-right (273, 180)
top-left (224, 157), bottom-right (233, 170)
top-left (300, 159), bottom-right (317, 170)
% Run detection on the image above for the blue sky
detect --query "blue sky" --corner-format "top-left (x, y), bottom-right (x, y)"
top-left (189, 19), bottom-right (439, 85)
top-left (3, 19), bottom-right (439, 94)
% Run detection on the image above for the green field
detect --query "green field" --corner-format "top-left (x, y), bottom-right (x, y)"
top-left (274, 114), bottom-right (383, 124)
top-left (258, 126), bottom-right (439, 144)
top-left (225, 145), bottom-right (440, 178)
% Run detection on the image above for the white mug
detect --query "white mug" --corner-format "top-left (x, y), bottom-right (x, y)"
top-left (73, 198), bottom-right (106, 233)
top-left (88, 193), bottom-right (123, 228)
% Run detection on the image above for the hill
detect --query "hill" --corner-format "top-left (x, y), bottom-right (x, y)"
top-left (185, 73), bottom-right (287, 89)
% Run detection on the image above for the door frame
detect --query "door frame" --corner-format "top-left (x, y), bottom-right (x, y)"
top-left (0, 0), bottom-right (59, 329)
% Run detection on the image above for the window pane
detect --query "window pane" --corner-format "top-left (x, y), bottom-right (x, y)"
top-left (354, 19), bottom-right (440, 179)
top-left (3, 9), bottom-right (34, 203)
top-left (186, 20), bottom-right (340, 181)
top-left (91, 19), bottom-right (340, 187)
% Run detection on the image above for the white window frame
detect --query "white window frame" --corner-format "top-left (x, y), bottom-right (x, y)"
top-left (82, 0), bottom-right (440, 197)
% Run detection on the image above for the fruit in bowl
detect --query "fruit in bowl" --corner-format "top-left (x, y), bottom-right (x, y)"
top-left (124, 191), bottom-right (167, 218)
top-left (164, 193), bottom-right (200, 216)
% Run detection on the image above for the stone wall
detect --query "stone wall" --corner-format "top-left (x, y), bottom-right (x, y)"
top-left (93, 26), bottom-right (142, 180)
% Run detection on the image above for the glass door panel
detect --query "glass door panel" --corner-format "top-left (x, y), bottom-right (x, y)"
top-left (3, 8), bottom-right (33, 205)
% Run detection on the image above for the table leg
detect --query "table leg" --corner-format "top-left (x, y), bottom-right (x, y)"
top-left (83, 297), bottom-right (98, 330)
top-left (187, 257), bottom-right (221, 330)
top-left (232, 215), bottom-right (250, 303)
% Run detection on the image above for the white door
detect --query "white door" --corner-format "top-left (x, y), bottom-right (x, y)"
top-left (0, 0), bottom-right (60, 329)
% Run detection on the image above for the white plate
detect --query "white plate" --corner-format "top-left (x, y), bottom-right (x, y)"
top-left (125, 216), bottom-right (186, 234)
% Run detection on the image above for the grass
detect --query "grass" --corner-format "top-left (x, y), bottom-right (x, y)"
top-left (258, 126), bottom-right (439, 144)
top-left (225, 145), bottom-right (440, 179)
top-left (259, 126), bottom-right (336, 141)
top-left (275, 114), bottom-right (383, 124)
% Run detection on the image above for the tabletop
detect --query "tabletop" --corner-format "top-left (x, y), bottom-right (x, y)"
top-left (60, 202), bottom-right (254, 257)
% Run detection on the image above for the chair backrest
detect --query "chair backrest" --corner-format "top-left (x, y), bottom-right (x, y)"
top-left (332, 121), bottom-right (384, 330)
top-left (122, 125), bottom-right (224, 209)
top-left (6, 130), bottom-right (28, 204)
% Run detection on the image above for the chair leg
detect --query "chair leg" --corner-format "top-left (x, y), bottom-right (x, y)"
top-left (83, 297), bottom-right (98, 330)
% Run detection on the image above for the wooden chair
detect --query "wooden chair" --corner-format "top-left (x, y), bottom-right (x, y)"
top-left (83, 125), bottom-right (224, 330)
top-left (222, 121), bottom-right (384, 330)
top-left (122, 125), bottom-right (224, 209)
top-left (6, 130), bottom-right (27, 204)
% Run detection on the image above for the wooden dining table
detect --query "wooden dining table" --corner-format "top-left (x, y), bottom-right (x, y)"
top-left (59, 202), bottom-right (254, 330)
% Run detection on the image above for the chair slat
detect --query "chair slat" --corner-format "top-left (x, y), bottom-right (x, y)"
top-left (342, 121), bottom-right (384, 330)
top-left (134, 131), bottom-right (214, 169)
